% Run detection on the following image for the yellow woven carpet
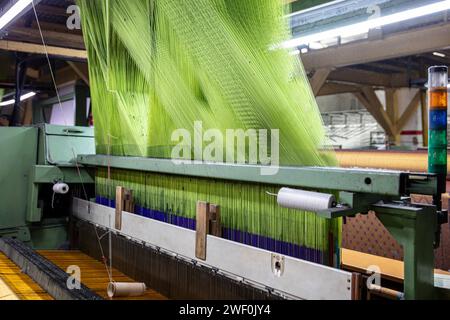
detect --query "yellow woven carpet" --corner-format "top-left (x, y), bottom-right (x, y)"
top-left (0, 252), bottom-right (52, 300)
top-left (38, 250), bottom-right (166, 300)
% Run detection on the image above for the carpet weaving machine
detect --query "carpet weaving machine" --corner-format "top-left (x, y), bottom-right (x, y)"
top-left (72, 0), bottom-right (449, 300)
top-left (72, 154), bottom-right (446, 300)
top-left (0, 0), bottom-right (449, 300)
top-left (0, 123), bottom-right (447, 299)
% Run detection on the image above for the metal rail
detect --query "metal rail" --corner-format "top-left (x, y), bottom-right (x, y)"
top-left (72, 198), bottom-right (355, 300)
top-left (77, 154), bottom-right (438, 197)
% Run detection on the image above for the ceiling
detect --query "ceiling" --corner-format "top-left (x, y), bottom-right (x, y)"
top-left (0, 0), bottom-right (448, 97)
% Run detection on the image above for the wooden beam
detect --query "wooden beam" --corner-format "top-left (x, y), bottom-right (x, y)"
top-left (0, 40), bottom-right (87, 60)
top-left (362, 87), bottom-right (396, 137)
top-left (67, 61), bottom-right (89, 86)
top-left (302, 23), bottom-right (450, 70)
top-left (40, 65), bottom-right (79, 88)
top-left (328, 68), bottom-right (412, 88)
top-left (22, 99), bottom-right (33, 126)
top-left (385, 89), bottom-right (400, 144)
top-left (368, 62), bottom-right (409, 74)
top-left (195, 201), bottom-right (209, 261)
top-left (385, 89), bottom-right (397, 124)
top-left (329, 68), bottom-right (390, 87)
top-left (354, 92), bottom-right (385, 130)
top-left (317, 82), bottom-right (361, 96)
top-left (396, 90), bottom-right (421, 132)
top-left (6, 27), bottom-right (85, 50)
top-left (355, 88), bottom-right (395, 137)
top-left (115, 186), bottom-right (124, 230)
top-left (310, 68), bottom-right (331, 96)
top-left (328, 68), bottom-right (419, 88)
top-left (26, 68), bottom-right (40, 79)
top-left (29, 20), bottom-right (82, 34)
top-left (35, 4), bottom-right (68, 17)
top-left (10, 65), bottom-right (40, 79)
top-left (209, 204), bottom-right (221, 237)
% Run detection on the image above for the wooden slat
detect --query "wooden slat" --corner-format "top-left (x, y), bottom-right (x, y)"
top-left (196, 201), bottom-right (209, 260)
top-left (5, 27), bottom-right (85, 50)
top-left (0, 40), bottom-right (87, 60)
top-left (341, 248), bottom-right (450, 283)
top-left (209, 204), bottom-right (222, 237)
top-left (123, 189), bottom-right (134, 213)
top-left (67, 61), bottom-right (89, 86)
top-left (115, 186), bottom-right (124, 230)
top-left (310, 68), bottom-right (331, 96)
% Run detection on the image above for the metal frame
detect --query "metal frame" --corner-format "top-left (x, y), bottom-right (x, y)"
top-left (77, 154), bottom-right (438, 196)
top-left (372, 202), bottom-right (436, 299)
top-left (27, 165), bottom-right (94, 222)
top-left (72, 198), bottom-right (355, 300)
top-left (76, 154), bottom-right (443, 299)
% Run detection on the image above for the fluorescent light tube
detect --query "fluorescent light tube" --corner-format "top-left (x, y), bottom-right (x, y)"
top-left (0, 92), bottom-right (36, 107)
top-left (433, 52), bottom-right (446, 58)
top-left (282, 0), bottom-right (450, 49)
top-left (0, 0), bottom-right (34, 30)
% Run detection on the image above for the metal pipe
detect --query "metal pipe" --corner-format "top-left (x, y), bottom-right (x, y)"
top-left (368, 285), bottom-right (404, 300)
top-left (10, 56), bottom-right (27, 126)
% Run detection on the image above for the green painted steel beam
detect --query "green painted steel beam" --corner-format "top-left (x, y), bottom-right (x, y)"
top-left (0, 127), bottom-right (38, 229)
top-left (77, 154), bottom-right (435, 196)
top-left (32, 165), bottom-right (94, 184)
top-left (373, 202), bottom-right (436, 299)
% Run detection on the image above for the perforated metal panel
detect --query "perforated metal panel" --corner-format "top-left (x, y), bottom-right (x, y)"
top-left (342, 194), bottom-right (450, 271)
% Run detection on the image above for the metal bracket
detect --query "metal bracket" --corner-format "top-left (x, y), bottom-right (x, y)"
top-left (316, 191), bottom-right (395, 219)
top-left (271, 254), bottom-right (285, 277)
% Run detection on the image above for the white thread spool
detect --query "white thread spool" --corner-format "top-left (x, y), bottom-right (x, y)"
top-left (53, 183), bottom-right (69, 195)
top-left (276, 188), bottom-right (336, 212)
top-left (107, 282), bottom-right (146, 298)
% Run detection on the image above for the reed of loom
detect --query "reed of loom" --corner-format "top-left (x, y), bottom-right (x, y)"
top-left (78, 0), bottom-right (342, 268)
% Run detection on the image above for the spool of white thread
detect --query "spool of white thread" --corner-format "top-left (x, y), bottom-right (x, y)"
top-left (107, 282), bottom-right (147, 298)
top-left (52, 183), bottom-right (69, 195)
top-left (277, 188), bottom-right (336, 212)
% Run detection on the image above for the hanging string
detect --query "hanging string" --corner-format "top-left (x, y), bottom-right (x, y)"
top-left (31, 0), bottom-right (115, 281)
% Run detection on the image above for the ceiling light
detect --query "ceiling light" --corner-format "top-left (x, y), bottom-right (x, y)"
top-left (281, 0), bottom-right (450, 49)
top-left (433, 52), bottom-right (446, 58)
top-left (0, 0), bottom-right (34, 30)
top-left (0, 92), bottom-right (36, 107)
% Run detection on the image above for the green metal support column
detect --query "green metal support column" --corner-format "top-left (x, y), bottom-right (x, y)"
top-left (374, 203), bottom-right (436, 299)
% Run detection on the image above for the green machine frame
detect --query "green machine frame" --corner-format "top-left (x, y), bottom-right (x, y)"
top-left (0, 124), bottom-right (94, 249)
top-left (77, 154), bottom-right (446, 299)
top-left (0, 122), bottom-right (445, 298)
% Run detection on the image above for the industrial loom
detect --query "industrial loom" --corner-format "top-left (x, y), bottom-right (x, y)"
top-left (0, 0), bottom-right (449, 300)
top-left (0, 121), bottom-right (448, 300)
